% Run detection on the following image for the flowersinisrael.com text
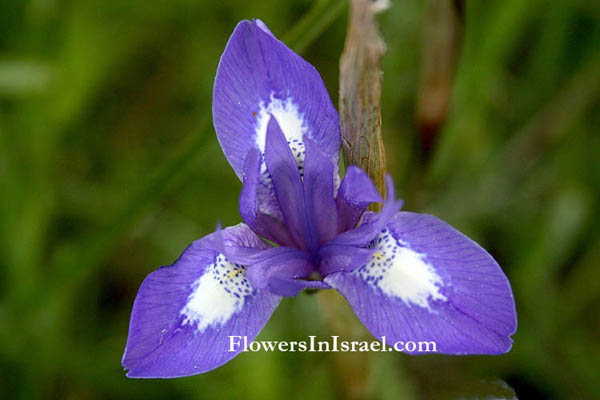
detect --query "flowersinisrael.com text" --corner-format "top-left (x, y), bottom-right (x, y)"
top-left (228, 336), bottom-right (437, 353)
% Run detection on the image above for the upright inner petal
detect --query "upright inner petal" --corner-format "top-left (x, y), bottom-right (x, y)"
top-left (303, 138), bottom-right (338, 244)
top-left (239, 149), bottom-right (295, 247)
top-left (356, 229), bottom-right (447, 310)
top-left (264, 116), bottom-right (315, 251)
top-left (181, 254), bottom-right (254, 332)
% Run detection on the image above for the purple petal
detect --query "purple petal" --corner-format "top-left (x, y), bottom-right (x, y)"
top-left (330, 175), bottom-right (403, 247)
top-left (303, 138), bottom-right (338, 244)
top-left (122, 223), bottom-right (280, 378)
top-left (264, 116), bottom-right (315, 251)
top-left (336, 166), bottom-right (382, 232)
top-left (318, 244), bottom-right (376, 276)
top-left (213, 19), bottom-right (340, 180)
top-left (325, 212), bottom-right (517, 355)
top-left (246, 246), bottom-right (329, 297)
top-left (246, 247), bottom-right (313, 288)
top-left (239, 148), bottom-right (295, 247)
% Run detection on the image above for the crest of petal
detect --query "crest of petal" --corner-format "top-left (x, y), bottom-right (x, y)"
top-left (330, 175), bottom-right (403, 247)
top-left (336, 166), bottom-right (382, 232)
top-left (122, 223), bottom-right (280, 378)
top-left (212, 19), bottom-right (340, 180)
top-left (325, 212), bottom-right (517, 355)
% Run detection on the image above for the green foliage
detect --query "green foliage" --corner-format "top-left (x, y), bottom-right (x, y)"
top-left (0, 0), bottom-right (598, 398)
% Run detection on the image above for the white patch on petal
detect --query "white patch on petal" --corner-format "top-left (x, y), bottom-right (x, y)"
top-left (357, 229), bottom-right (446, 310)
top-left (255, 94), bottom-right (308, 172)
top-left (180, 254), bottom-right (254, 332)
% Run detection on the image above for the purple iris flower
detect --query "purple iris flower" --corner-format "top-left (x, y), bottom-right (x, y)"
top-left (122, 19), bottom-right (517, 378)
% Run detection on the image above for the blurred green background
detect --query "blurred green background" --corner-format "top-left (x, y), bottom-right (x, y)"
top-left (1, 0), bottom-right (598, 399)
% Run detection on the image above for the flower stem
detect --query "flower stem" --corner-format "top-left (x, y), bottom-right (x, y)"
top-left (320, 1), bottom-right (391, 397)
top-left (339, 0), bottom-right (389, 205)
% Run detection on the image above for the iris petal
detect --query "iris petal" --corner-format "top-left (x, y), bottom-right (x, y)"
top-left (122, 224), bottom-right (280, 378)
top-left (213, 19), bottom-right (340, 179)
top-left (264, 116), bottom-right (315, 251)
top-left (325, 212), bottom-right (517, 355)
top-left (336, 166), bottom-right (382, 232)
top-left (329, 175), bottom-right (403, 247)
top-left (239, 148), bottom-right (295, 247)
top-left (303, 137), bottom-right (339, 244)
